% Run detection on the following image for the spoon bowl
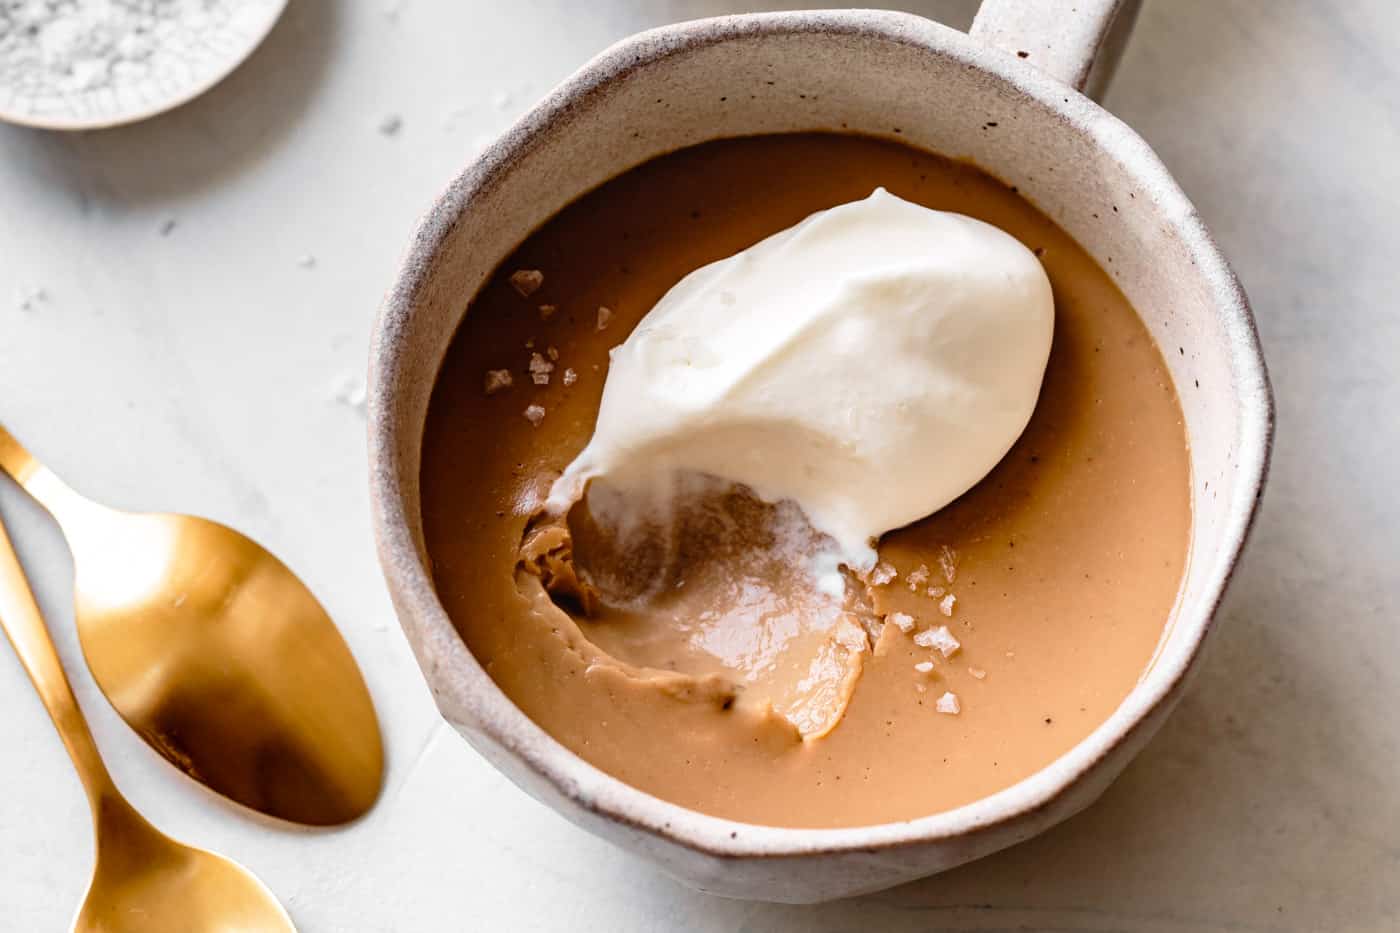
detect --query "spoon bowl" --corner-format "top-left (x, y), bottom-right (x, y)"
top-left (0, 425), bottom-right (383, 825)
top-left (76, 795), bottom-right (296, 933)
top-left (0, 513), bottom-right (296, 932)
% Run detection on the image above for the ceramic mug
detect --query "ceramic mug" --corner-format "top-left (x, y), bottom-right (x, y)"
top-left (369, 0), bottom-right (1273, 903)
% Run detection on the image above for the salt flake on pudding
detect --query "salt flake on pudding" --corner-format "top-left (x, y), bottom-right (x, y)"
top-left (914, 625), bottom-right (961, 658)
top-left (509, 269), bottom-right (544, 297)
top-left (484, 369), bottom-right (513, 394)
top-left (529, 352), bottom-right (555, 385)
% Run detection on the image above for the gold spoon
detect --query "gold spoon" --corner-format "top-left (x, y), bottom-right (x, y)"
top-left (0, 512), bottom-right (297, 932)
top-left (0, 425), bottom-right (383, 825)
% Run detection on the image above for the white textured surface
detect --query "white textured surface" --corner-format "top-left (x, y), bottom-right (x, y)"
top-left (0, 1), bottom-right (1394, 930)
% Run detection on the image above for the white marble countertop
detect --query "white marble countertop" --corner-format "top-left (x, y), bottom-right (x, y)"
top-left (1, 1), bottom-right (1396, 930)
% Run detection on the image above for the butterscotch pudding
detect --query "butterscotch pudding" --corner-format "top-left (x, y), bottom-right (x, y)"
top-left (420, 133), bottom-right (1190, 829)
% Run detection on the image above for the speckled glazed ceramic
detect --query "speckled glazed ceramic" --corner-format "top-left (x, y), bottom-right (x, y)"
top-left (369, 0), bottom-right (1273, 903)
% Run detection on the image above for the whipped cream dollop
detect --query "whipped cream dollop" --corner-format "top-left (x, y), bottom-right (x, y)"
top-left (548, 188), bottom-right (1053, 575)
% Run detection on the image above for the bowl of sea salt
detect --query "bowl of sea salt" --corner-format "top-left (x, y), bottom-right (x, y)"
top-left (0, 0), bottom-right (286, 130)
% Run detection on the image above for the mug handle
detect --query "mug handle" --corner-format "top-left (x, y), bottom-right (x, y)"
top-left (970, 0), bottom-right (1144, 99)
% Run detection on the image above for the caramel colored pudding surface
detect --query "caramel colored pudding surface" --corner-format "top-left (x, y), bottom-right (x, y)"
top-left (420, 133), bottom-right (1191, 829)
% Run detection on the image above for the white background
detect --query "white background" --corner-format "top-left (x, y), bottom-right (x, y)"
top-left (2, 1), bottom-right (1397, 930)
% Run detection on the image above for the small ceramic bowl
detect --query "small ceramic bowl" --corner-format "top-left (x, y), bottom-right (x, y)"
top-left (369, 1), bottom-right (1273, 903)
top-left (0, 0), bottom-right (286, 130)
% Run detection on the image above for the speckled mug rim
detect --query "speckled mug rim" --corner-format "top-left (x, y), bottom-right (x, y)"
top-left (369, 9), bottom-right (1274, 861)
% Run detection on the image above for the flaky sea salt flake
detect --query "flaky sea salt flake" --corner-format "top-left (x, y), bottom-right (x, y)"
top-left (596, 306), bottom-right (613, 330)
top-left (969, 667), bottom-right (987, 680)
top-left (331, 374), bottom-right (367, 414)
top-left (509, 269), bottom-right (544, 297)
top-left (15, 286), bottom-right (47, 312)
top-left (913, 661), bottom-right (934, 673)
top-left (939, 594), bottom-right (957, 617)
top-left (562, 368), bottom-right (578, 386)
top-left (914, 625), bottom-right (960, 658)
top-left (529, 351), bottom-right (554, 385)
top-left (939, 545), bottom-right (959, 583)
top-left (888, 612), bottom-right (915, 634)
top-left (523, 404), bottom-right (546, 425)
top-left (907, 564), bottom-right (930, 591)
top-left (935, 691), bottom-right (961, 715)
top-left (869, 561), bottom-right (897, 585)
top-left (484, 369), bottom-right (513, 394)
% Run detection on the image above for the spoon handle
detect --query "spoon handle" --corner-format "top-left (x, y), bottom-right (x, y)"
top-left (0, 513), bottom-right (121, 809)
top-left (0, 423), bottom-right (100, 529)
